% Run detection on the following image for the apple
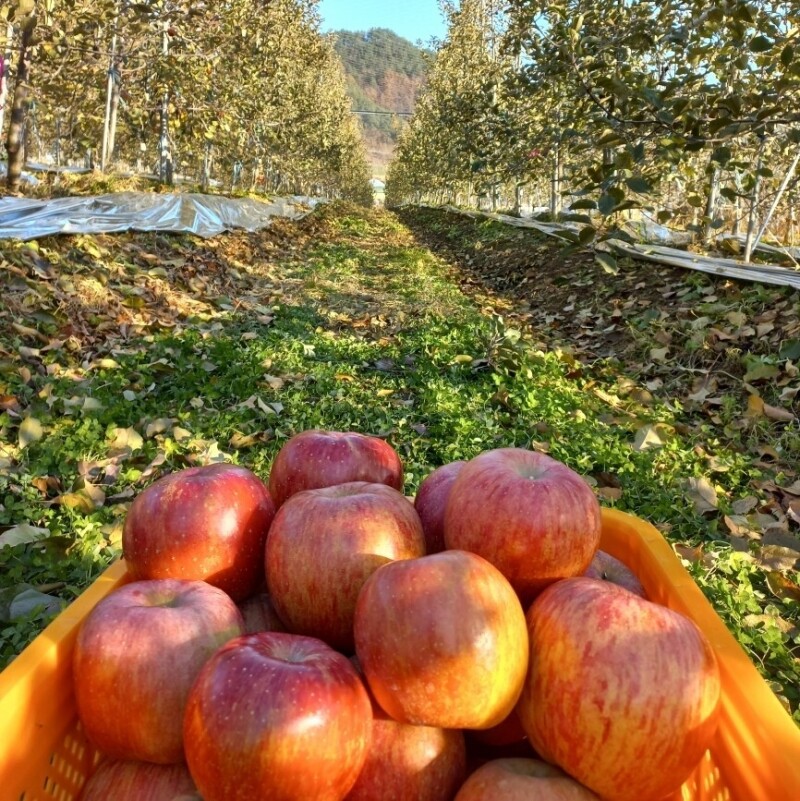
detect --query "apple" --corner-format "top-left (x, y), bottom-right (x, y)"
top-left (444, 448), bottom-right (601, 602)
top-left (266, 481), bottom-right (425, 651)
top-left (454, 759), bottom-right (600, 801)
top-left (414, 461), bottom-right (466, 553)
top-left (268, 430), bottom-right (403, 508)
top-left (516, 578), bottom-right (721, 801)
top-left (468, 707), bottom-right (527, 747)
top-left (74, 579), bottom-right (243, 764)
top-left (238, 592), bottom-right (286, 634)
top-left (184, 632), bottom-right (372, 801)
top-left (122, 463), bottom-right (275, 601)
top-left (80, 760), bottom-right (200, 801)
top-left (582, 550), bottom-right (647, 598)
top-left (354, 550), bottom-right (528, 730)
top-left (345, 693), bottom-right (466, 801)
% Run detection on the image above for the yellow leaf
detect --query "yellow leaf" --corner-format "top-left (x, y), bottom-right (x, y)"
top-left (376, 389), bottom-right (394, 397)
top-left (18, 417), bottom-right (44, 449)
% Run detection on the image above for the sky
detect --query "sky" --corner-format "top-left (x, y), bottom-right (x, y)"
top-left (318, 0), bottom-right (447, 46)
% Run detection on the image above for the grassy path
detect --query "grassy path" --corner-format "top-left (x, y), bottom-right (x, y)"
top-left (0, 202), bottom-right (797, 721)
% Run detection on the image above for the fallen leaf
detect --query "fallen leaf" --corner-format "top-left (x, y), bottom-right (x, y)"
top-left (145, 418), bottom-right (174, 439)
top-left (763, 403), bottom-right (795, 423)
top-left (122, 390), bottom-right (137, 402)
top-left (675, 543), bottom-right (704, 564)
top-left (765, 572), bottom-right (800, 602)
top-left (263, 375), bottom-right (285, 391)
top-left (18, 417), bottom-right (44, 449)
top-left (632, 423), bottom-right (665, 451)
top-left (172, 426), bottom-right (192, 441)
top-left (650, 346), bottom-right (669, 362)
top-left (684, 477), bottom-right (718, 514)
top-left (0, 524), bottom-right (51, 548)
top-left (726, 311), bottom-right (748, 327)
top-left (743, 361), bottom-right (780, 383)
top-left (758, 544), bottom-right (800, 572)
top-left (9, 588), bottom-right (64, 620)
top-left (732, 496), bottom-right (759, 514)
top-left (108, 427), bottom-right (144, 453)
top-left (597, 486), bottom-right (623, 501)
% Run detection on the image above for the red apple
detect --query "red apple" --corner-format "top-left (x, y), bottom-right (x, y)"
top-left (444, 449), bottom-right (601, 602)
top-left (266, 481), bottom-right (425, 651)
top-left (468, 707), bottom-right (527, 747)
top-left (516, 578), bottom-right (721, 801)
top-left (122, 464), bottom-right (275, 601)
top-left (238, 592), bottom-right (286, 634)
top-left (354, 550), bottom-right (528, 730)
top-left (345, 693), bottom-right (466, 801)
top-left (583, 550), bottom-right (647, 598)
top-left (74, 579), bottom-right (243, 764)
top-left (184, 632), bottom-right (372, 801)
top-left (268, 430), bottom-right (403, 508)
top-left (414, 461), bottom-right (466, 553)
top-left (80, 760), bottom-right (200, 801)
top-left (455, 759), bottom-right (600, 801)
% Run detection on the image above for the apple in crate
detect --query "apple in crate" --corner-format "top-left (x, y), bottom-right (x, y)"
top-left (184, 632), bottom-right (372, 801)
top-left (354, 550), bottom-right (528, 730)
top-left (582, 550), bottom-right (647, 598)
top-left (123, 463), bottom-right (275, 601)
top-left (346, 657), bottom-right (466, 801)
top-left (266, 481), bottom-right (425, 650)
top-left (414, 461), bottom-right (466, 553)
top-left (445, 449), bottom-right (601, 603)
top-left (74, 579), bottom-right (243, 764)
top-left (238, 592), bottom-right (286, 634)
top-left (516, 578), bottom-right (721, 801)
top-left (268, 430), bottom-right (404, 508)
top-left (454, 759), bottom-right (599, 801)
top-left (80, 760), bottom-right (200, 801)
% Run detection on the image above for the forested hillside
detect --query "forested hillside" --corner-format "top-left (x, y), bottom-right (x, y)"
top-left (332, 29), bottom-right (428, 175)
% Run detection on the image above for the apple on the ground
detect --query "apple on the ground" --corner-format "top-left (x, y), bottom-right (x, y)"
top-left (516, 578), bottom-right (720, 801)
top-left (123, 463), bottom-right (275, 601)
top-left (74, 579), bottom-right (243, 764)
top-left (354, 550), bottom-right (528, 730)
top-left (184, 632), bottom-right (372, 801)
top-left (266, 481), bottom-right (425, 651)
top-left (268, 430), bottom-right (404, 508)
top-left (444, 448), bottom-right (601, 603)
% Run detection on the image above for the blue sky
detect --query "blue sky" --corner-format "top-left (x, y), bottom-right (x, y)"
top-left (318, 0), bottom-right (446, 45)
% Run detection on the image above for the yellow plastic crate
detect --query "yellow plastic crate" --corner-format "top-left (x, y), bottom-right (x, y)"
top-left (1, 508), bottom-right (799, 800)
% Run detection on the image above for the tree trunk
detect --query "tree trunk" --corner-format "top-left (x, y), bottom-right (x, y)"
top-left (6, 16), bottom-right (35, 194)
top-left (703, 164), bottom-right (720, 243)
top-left (744, 141), bottom-right (767, 263)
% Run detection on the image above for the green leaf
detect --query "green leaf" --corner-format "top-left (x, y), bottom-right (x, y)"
top-left (578, 226), bottom-right (596, 245)
top-left (781, 44), bottom-right (794, 67)
top-left (598, 193), bottom-right (617, 216)
top-left (750, 36), bottom-right (773, 53)
top-left (779, 340), bottom-right (800, 360)
top-left (625, 177), bottom-right (652, 194)
top-left (0, 525), bottom-right (51, 549)
top-left (569, 199), bottom-right (597, 210)
top-left (595, 252), bottom-right (618, 274)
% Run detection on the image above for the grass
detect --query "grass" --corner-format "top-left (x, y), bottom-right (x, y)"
top-left (0, 201), bottom-right (798, 722)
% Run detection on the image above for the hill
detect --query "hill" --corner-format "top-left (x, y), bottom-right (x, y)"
top-left (332, 29), bottom-right (428, 176)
